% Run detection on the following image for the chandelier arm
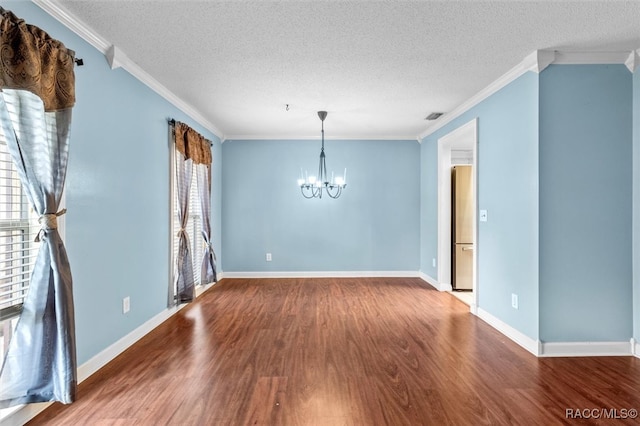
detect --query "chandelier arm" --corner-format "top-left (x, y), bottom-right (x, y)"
top-left (326, 185), bottom-right (342, 199)
top-left (301, 186), bottom-right (315, 199)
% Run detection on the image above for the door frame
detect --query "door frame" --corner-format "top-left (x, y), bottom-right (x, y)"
top-left (437, 118), bottom-right (478, 314)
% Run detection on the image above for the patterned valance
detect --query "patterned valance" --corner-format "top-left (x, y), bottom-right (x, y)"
top-left (0, 7), bottom-right (76, 111)
top-left (174, 121), bottom-right (212, 165)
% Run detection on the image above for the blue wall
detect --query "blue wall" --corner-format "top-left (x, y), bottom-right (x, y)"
top-left (222, 139), bottom-right (420, 272)
top-left (6, 1), bottom-right (223, 365)
top-left (539, 65), bottom-right (632, 342)
top-left (634, 68), bottom-right (640, 342)
top-left (421, 73), bottom-right (540, 340)
top-left (419, 140), bottom-right (438, 276)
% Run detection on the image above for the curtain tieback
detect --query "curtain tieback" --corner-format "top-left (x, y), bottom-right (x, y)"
top-left (202, 232), bottom-right (217, 261)
top-left (177, 228), bottom-right (186, 237)
top-left (36, 209), bottom-right (67, 242)
top-left (206, 242), bottom-right (217, 261)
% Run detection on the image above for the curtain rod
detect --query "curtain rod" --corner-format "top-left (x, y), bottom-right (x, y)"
top-left (74, 58), bottom-right (84, 66)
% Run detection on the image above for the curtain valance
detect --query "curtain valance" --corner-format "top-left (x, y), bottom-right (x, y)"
top-left (174, 121), bottom-right (211, 165)
top-left (0, 7), bottom-right (76, 111)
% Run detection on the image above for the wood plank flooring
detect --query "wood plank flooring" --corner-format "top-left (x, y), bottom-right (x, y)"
top-left (29, 278), bottom-right (640, 425)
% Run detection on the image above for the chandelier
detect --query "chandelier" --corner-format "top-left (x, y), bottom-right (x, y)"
top-left (297, 111), bottom-right (347, 199)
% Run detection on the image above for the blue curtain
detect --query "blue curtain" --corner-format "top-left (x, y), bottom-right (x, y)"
top-left (0, 8), bottom-right (76, 408)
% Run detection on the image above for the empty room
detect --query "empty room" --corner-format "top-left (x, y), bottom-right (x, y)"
top-left (1, 0), bottom-right (640, 425)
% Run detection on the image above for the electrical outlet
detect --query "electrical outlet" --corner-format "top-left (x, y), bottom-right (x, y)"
top-left (511, 294), bottom-right (518, 310)
top-left (432, 258), bottom-right (436, 268)
top-left (266, 253), bottom-right (272, 262)
top-left (123, 296), bottom-right (130, 314)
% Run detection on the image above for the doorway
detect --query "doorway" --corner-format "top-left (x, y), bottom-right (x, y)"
top-left (437, 119), bottom-right (478, 314)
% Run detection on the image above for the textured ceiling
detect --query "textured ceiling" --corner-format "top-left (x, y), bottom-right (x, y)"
top-left (56, 0), bottom-right (640, 140)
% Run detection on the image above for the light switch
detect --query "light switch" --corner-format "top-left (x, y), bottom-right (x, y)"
top-left (479, 209), bottom-right (488, 222)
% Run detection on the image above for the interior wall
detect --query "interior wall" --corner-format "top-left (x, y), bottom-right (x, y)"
top-left (222, 139), bottom-right (420, 272)
top-left (421, 72), bottom-right (540, 340)
top-left (539, 64), bottom-right (632, 342)
top-left (420, 140), bottom-right (438, 277)
top-left (634, 67), bottom-right (640, 343)
top-left (6, 1), bottom-right (223, 365)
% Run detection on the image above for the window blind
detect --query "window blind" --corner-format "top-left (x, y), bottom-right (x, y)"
top-left (0, 130), bottom-right (39, 358)
top-left (0, 139), bottom-right (39, 317)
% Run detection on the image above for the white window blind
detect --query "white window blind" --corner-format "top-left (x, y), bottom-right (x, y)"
top-left (173, 164), bottom-right (203, 289)
top-left (0, 132), bottom-right (40, 357)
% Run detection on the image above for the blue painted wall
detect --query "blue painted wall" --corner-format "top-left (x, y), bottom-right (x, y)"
top-left (419, 140), bottom-right (438, 277)
top-left (222, 139), bottom-right (420, 272)
top-left (421, 73), bottom-right (540, 340)
top-left (634, 69), bottom-right (640, 343)
top-left (6, 1), bottom-right (223, 365)
top-left (539, 65), bottom-right (632, 342)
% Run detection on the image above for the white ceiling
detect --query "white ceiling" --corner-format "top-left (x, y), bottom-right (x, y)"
top-left (54, 0), bottom-right (640, 140)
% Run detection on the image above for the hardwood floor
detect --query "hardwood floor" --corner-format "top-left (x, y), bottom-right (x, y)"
top-left (29, 278), bottom-right (640, 425)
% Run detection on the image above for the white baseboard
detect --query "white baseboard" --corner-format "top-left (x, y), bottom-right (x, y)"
top-left (3, 280), bottom-right (220, 425)
top-left (469, 303), bottom-right (478, 316)
top-left (1, 402), bottom-right (52, 426)
top-left (418, 271), bottom-right (439, 289)
top-left (476, 307), bottom-right (540, 356)
top-left (418, 271), bottom-right (452, 292)
top-left (419, 272), bottom-right (476, 314)
top-left (539, 341), bottom-right (632, 357)
top-left (222, 270), bottom-right (420, 279)
top-left (77, 307), bottom-right (182, 382)
top-left (632, 338), bottom-right (640, 359)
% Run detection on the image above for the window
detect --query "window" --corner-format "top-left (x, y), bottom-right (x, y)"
top-left (0, 137), bottom-right (39, 358)
top-left (172, 162), bottom-right (204, 292)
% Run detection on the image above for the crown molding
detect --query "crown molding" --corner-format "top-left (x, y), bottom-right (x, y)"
top-left (625, 50), bottom-right (640, 73)
top-left (532, 49), bottom-right (556, 73)
top-left (417, 49), bottom-right (638, 141)
top-left (32, 0), bottom-right (109, 52)
top-left (32, 0), bottom-right (224, 140)
top-left (106, 45), bottom-right (125, 70)
top-left (553, 50), bottom-right (633, 66)
top-left (222, 134), bottom-right (419, 143)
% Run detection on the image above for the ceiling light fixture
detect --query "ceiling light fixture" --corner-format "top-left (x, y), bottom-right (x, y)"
top-left (297, 111), bottom-right (347, 199)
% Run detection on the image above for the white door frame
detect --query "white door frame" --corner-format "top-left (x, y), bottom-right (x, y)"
top-left (437, 118), bottom-right (478, 314)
